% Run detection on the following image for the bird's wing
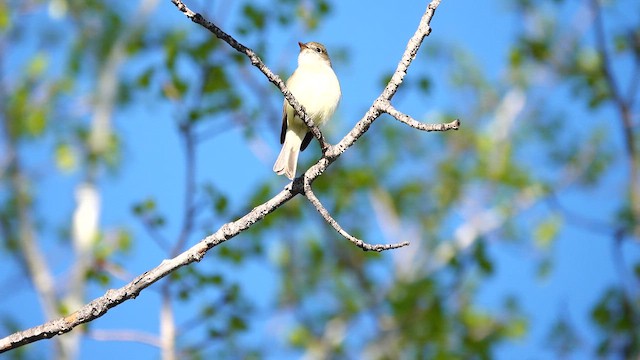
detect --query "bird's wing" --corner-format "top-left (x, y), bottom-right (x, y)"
top-left (300, 132), bottom-right (313, 151)
top-left (280, 100), bottom-right (288, 144)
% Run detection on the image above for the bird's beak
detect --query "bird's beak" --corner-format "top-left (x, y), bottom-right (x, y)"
top-left (298, 42), bottom-right (307, 50)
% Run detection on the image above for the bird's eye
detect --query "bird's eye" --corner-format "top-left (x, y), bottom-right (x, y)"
top-left (315, 48), bottom-right (322, 53)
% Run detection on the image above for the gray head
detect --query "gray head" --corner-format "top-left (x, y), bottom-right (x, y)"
top-left (298, 41), bottom-right (332, 67)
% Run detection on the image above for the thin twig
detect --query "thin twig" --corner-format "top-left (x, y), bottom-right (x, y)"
top-left (302, 177), bottom-right (409, 252)
top-left (323, 0), bottom-right (453, 162)
top-left (627, 52), bottom-right (640, 105)
top-left (0, 0), bottom-right (451, 352)
top-left (379, 100), bottom-right (460, 132)
top-left (591, 0), bottom-right (640, 227)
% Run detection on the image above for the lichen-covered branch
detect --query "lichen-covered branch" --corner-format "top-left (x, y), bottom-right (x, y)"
top-left (379, 100), bottom-right (461, 132)
top-left (303, 177), bottom-right (409, 252)
top-left (0, 0), bottom-right (455, 352)
top-left (0, 187), bottom-right (295, 352)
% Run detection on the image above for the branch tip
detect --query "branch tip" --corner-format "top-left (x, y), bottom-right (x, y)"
top-left (380, 102), bottom-right (461, 132)
top-left (1, 0), bottom-right (448, 352)
top-left (303, 179), bottom-right (408, 252)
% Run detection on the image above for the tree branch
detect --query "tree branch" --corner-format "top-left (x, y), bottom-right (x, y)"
top-left (0, 0), bottom-right (454, 352)
top-left (303, 176), bottom-right (409, 252)
top-left (591, 0), bottom-right (640, 233)
top-left (0, 92), bottom-right (61, 354)
top-left (324, 0), bottom-right (449, 161)
top-left (379, 100), bottom-right (460, 132)
top-left (0, 187), bottom-right (296, 352)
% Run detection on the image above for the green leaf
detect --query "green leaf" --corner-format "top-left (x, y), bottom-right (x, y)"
top-left (203, 65), bottom-right (230, 93)
top-left (0, 2), bottom-right (10, 30)
top-left (25, 108), bottom-right (47, 136)
top-left (117, 229), bottom-right (132, 252)
top-left (55, 143), bottom-right (77, 172)
top-left (27, 53), bottom-right (48, 78)
top-left (288, 326), bottom-right (311, 347)
top-left (473, 240), bottom-right (494, 275)
top-left (136, 67), bottom-right (154, 88)
top-left (215, 196), bottom-right (228, 213)
top-left (242, 4), bottom-right (266, 30)
top-left (534, 215), bottom-right (562, 250)
top-left (228, 315), bottom-right (247, 331)
top-left (418, 76), bottom-right (432, 93)
top-left (504, 317), bottom-right (528, 339)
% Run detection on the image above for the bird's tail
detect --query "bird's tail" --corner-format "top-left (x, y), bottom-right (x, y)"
top-left (273, 131), bottom-right (303, 180)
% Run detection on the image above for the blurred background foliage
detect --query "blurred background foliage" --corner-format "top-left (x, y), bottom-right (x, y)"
top-left (1, 0), bottom-right (639, 359)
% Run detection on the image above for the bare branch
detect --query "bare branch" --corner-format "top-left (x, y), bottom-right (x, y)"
top-left (0, 96), bottom-right (61, 353)
top-left (325, 0), bottom-right (451, 160)
top-left (591, 0), bottom-right (640, 234)
top-left (380, 0), bottom-right (440, 102)
top-left (378, 100), bottom-right (460, 132)
top-left (303, 177), bottom-right (409, 252)
top-left (0, 187), bottom-right (296, 352)
top-left (170, 0), bottom-right (329, 151)
top-left (627, 51), bottom-right (640, 104)
top-left (0, 0), bottom-right (451, 352)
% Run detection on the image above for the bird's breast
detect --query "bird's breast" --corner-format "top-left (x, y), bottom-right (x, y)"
top-left (287, 65), bottom-right (341, 126)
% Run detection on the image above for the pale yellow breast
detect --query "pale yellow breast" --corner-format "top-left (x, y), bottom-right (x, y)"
top-left (286, 63), bottom-right (341, 128)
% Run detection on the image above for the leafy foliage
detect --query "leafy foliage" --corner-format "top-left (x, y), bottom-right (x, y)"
top-left (1, 0), bottom-right (639, 359)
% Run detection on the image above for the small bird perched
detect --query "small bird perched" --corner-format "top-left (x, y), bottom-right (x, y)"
top-left (273, 41), bottom-right (341, 180)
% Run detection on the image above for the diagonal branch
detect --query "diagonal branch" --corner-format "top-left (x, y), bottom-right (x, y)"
top-left (324, 0), bottom-right (449, 162)
top-left (303, 176), bottom-right (409, 252)
top-left (170, 0), bottom-right (329, 151)
top-left (0, 0), bottom-right (453, 352)
top-left (0, 187), bottom-right (297, 352)
top-left (378, 100), bottom-right (460, 132)
top-left (379, 1), bottom-right (440, 102)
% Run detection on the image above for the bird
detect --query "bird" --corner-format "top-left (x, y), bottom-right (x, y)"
top-left (273, 41), bottom-right (341, 180)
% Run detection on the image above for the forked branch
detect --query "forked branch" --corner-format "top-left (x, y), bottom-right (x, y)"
top-left (0, 0), bottom-right (455, 352)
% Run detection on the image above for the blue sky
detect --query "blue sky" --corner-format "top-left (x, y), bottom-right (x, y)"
top-left (2, 0), bottom-right (638, 358)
